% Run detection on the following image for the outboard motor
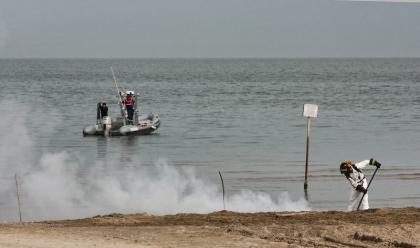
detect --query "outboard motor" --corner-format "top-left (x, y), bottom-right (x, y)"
top-left (103, 116), bottom-right (112, 136)
top-left (96, 102), bottom-right (102, 124)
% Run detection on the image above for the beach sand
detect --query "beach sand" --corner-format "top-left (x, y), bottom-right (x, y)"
top-left (0, 208), bottom-right (419, 248)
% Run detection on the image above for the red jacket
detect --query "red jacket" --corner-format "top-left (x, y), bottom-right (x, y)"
top-left (123, 97), bottom-right (135, 106)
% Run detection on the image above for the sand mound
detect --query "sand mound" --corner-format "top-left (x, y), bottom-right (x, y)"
top-left (0, 207), bottom-right (419, 247)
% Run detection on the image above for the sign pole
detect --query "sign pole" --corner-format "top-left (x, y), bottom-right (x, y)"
top-left (302, 104), bottom-right (318, 192)
top-left (304, 117), bottom-right (311, 190)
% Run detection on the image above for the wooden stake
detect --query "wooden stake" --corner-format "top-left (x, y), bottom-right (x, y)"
top-left (14, 174), bottom-right (22, 223)
top-left (218, 171), bottom-right (226, 210)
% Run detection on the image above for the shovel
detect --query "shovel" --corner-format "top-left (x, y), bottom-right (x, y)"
top-left (357, 166), bottom-right (380, 210)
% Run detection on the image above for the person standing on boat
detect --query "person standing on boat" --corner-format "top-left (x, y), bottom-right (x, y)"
top-left (100, 102), bottom-right (108, 117)
top-left (123, 93), bottom-right (135, 124)
top-left (339, 159), bottom-right (381, 211)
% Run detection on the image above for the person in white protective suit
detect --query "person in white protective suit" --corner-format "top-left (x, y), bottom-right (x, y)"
top-left (339, 159), bottom-right (381, 211)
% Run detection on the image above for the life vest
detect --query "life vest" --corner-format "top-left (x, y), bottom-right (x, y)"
top-left (123, 97), bottom-right (135, 106)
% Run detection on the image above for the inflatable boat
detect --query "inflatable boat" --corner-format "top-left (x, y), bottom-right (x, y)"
top-left (83, 111), bottom-right (161, 136)
top-left (84, 68), bottom-right (161, 137)
top-left (83, 90), bottom-right (160, 137)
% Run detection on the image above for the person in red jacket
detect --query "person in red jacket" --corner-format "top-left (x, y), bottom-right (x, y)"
top-left (122, 93), bottom-right (135, 124)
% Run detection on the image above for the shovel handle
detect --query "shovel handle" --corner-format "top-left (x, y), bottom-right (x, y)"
top-left (357, 166), bottom-right (380, 210)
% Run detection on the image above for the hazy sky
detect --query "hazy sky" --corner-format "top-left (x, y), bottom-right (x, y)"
top-left (0, 0), bottom-right (419, 58)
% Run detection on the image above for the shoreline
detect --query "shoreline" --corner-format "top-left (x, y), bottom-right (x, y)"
top-left (1, 207), bottom-right (419, 247)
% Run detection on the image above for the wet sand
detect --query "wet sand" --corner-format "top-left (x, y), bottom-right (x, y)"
top-left (0, 208), bottom-right (419, 248)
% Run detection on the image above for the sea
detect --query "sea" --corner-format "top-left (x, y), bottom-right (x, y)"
top-left (0, 58), bottom-right (419, 221)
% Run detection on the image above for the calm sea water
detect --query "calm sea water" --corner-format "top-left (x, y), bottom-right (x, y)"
top-left (0, 58), bottom-right (419, 219)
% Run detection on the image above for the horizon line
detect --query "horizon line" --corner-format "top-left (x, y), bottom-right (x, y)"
top-left (1, 56), bottom-right (420, 60)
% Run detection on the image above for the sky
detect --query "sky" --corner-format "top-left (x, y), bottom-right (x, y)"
top-left (0, 0), bottom-right (419, 58)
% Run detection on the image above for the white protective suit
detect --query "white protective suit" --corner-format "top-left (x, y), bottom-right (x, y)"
top-left (345, 160), bottom-right (370, 211)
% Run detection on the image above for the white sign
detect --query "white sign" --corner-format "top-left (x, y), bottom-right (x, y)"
top-left (303, 104), bottom-right (318, 118)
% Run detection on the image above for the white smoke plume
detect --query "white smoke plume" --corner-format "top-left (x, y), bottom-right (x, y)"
top-left (19, 155), bottom-right (309, 221)
top-left (0, 13), bottom-right (8, 53)
top-left (0, 99), bottom-right (309, 222)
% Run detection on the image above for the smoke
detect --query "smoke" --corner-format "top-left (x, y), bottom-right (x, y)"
top-left (0, 99), bottom-right (309, 222)
top-left (0, 101), bottom-right (33, 176)
top-left (0, 13), bottom-right (8, 53)
top-left (19, 155), bottom-right (309, 221)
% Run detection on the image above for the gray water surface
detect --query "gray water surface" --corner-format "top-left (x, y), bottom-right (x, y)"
top-left (0, 58), bottom-right (419, 220)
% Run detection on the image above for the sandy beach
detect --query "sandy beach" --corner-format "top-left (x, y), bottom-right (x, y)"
top-left (0, 207), bottom-right (418, 248)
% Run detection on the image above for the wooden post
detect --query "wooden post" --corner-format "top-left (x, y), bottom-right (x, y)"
top-left (218, 171), bottom-right (226, 210)
top-left (14, 174), bottom-right (22, 223)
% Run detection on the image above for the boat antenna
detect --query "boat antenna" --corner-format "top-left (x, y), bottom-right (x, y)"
top-left (110, 66), bottom-right (127, 125)
top-left (111, 67), bottom-right (122, 99)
